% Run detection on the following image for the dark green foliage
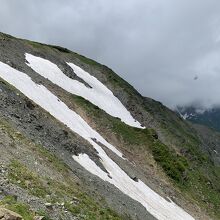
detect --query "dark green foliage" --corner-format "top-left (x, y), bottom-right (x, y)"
top-left (151, 141), bottom-right (188, 183)
top-left (72, 95), bottom-right (189, 184)
top-left (72, 94), bottom-right (220, 218)
top-left (49, 45), bottom-right (71, 53)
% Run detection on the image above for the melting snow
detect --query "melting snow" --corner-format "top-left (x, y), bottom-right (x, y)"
top-left (0, 60), bottom-right (194, 220)
top-left (25, 53), bottom-right (143, 128)
top-left (0, 61), bottom-right (122, 158)
top-left (73, 150), bottom-right (195, 220)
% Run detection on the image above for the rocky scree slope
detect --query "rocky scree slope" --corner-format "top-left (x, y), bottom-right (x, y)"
top-left (0, 32), bottom-right (219, 219)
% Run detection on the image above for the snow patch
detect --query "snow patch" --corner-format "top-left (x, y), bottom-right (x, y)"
top-left (0, 61), bottom-right (194, 220)
top-left (25, 53), bottom-right (143, 128)
top-left (182, 113), bottom-right (189, 120)
top-left (0, 61), bottom-right (123, 158)
top-left (73, 151), bottom-right (195, 220)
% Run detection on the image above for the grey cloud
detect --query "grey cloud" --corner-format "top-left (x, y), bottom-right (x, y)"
top-left (1, 0), bottom-right (220, 109)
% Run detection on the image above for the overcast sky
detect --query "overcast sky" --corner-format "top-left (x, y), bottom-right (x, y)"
top-left (1, 0), bottom-right (220, 109)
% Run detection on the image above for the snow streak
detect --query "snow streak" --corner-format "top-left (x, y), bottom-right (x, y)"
top-left (25, 53), bottom-right (143, 128)
top-left (0, 59), bottom-right (194, 220)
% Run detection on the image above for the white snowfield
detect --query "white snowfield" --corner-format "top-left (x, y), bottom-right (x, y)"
top-left (0, 61), bottom-right (122, 158)
top-left (25, 53), bottom-right (143, 128)
top-left (73, 153), bottom-right (195, 220)
top-left (0, 60), bottom-right (194, 220)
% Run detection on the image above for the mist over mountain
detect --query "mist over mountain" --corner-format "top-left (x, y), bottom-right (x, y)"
top-left (1, 0), bottom-right (220, 108)
top-left (177, 104), bottom-right (220, 132)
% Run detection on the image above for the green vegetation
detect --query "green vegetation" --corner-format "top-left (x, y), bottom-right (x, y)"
top-left (184, 166), bottom-right (220, 219)
top-left (64, 199), bottom-right (122, 220)
top-left (0, 196), bottom-right (34, 220)
top-left (0, 33), bottom-right (15, 40)
top-left (0, 116), bottom-right (126, 220)
top-left (27, 36), bottom-right (137, 97)
top-left (7, 160), bottom-right (125, 220)
top-left (27, 39), bottom-right (101, 67)
top-left (142, 99), bottom-right (220, 219)
top-left (1, 32), bottom-right (220, 218)
top-left (72, 95), bottom-right (189, 183)
top-left (36, 210), bottom-right (52, 220)
top-left (72, 52), bottom-right (101, 67)
top-left (72, 95), bottom-right (148, 146)
top-left (28, 41), bottom-right (45, 49)
top-left (151, 141), bottom-right (189, 183)
top-left (34, 144), bottom-right (69, 173)
top-left (72, 94), bottom-right (220, 219)
top-left (0, 113), bottom-right (69, 174)
top-left (8, 160), bottom-right (49, 198)
top-left (49, 45), bottom-right (71, 53)
top-left (107, 73), bottom-right (137, 97)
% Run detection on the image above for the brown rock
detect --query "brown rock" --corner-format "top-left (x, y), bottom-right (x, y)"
top-left (0, 207), bottom-right (23, 220)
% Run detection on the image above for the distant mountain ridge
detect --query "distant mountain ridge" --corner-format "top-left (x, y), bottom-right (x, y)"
top-left (177, 105), bottom-right (220, 132)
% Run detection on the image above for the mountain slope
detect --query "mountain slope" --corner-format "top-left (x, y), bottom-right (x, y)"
top-left (0, 32), bottom-right (219, 219)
